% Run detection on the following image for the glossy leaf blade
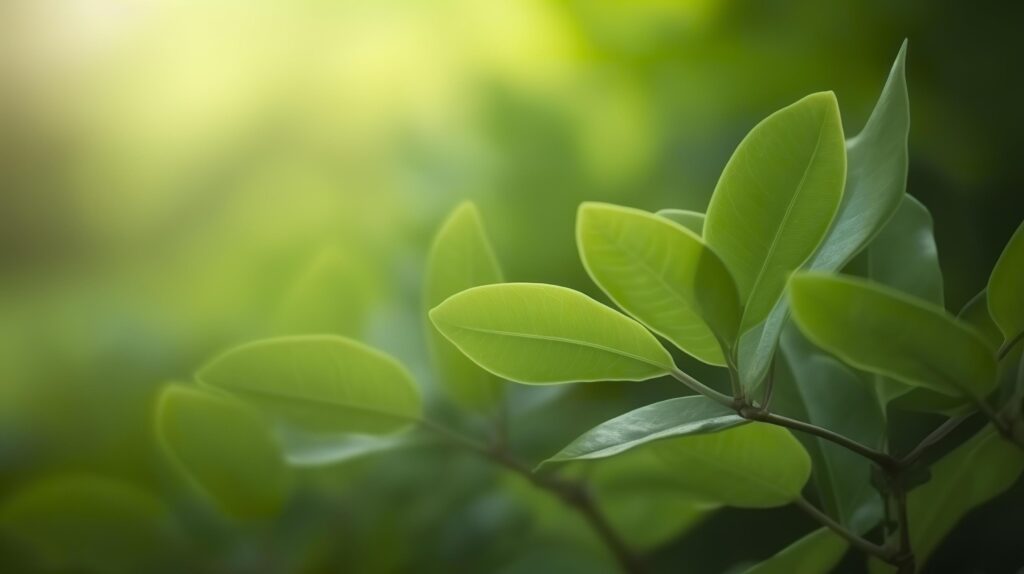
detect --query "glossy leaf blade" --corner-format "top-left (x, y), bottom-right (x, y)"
top-left (705, 92), bottom-right (846, 330)
top-left (740, 528), bottom-right (847, 574)
top-left (156, 385), bottom-right (290, 518)
top-left (777, 328), bottom-right (884, 532)
top-left (197, 335), bottom-right (422, 434)
top-left (429, 283), bottom-right (674, 384)
top-left (656, 209), bottom-right (705, 235)
top-left (424, 202), bottom-right (505, 411)
top-left (0, 474), bottom-right (173, 572)
top-left (988, 220), bottom-right (1024, 342)
top-left (789, 274), bottom-right (997, 398)
top-left (869, 426), bottom-right (1024, 573)
top-left (651, 423), bottom-right (811, 508)
top-left (544, 396), bottom-right (745, 464)
top-left (809, 41), bottom-right (910, 272)
top-left (577, 202), bottom-right (741, 365)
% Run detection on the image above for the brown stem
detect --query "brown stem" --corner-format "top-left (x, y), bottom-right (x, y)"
top-left (419, 419), bottom-right (646, 574)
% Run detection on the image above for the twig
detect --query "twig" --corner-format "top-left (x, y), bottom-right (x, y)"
top-left (418, 419), bottom-right (646, 573)
top-left (900, 414), bottom-right (972, 468)
top-left (793, 497), bottom-right (890, 560)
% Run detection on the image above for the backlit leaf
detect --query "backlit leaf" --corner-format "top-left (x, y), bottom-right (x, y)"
top-left (198, 335), bottom-right (422, 434)
top-left (656, 209), bottom-right (705, 235)
top-left (424, 202), bottom-right (506, 411)
top-left (740, 528), bottom-right (847, 574)
top-left (429, 283), bottom-right (674, 384)
top-left (705, 92), bottom-right (846, 331)
top-left (577, 202), bottom-right (740, 365)
top-left (988, 220), bottom-right (1024, 343)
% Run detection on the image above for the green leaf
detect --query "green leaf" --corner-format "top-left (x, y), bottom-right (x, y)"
top-left (543, 396), bottom-right (745, 464)
top-left (789, 273), bottom-right (997, 399)
top-left (809, 41), bottom-right (910, 272)
top-left (988, 220), bottom-right (1024, 343)
top-left (869, 426), bottom-right (1024, 573)
top-left (156, 385), bottom-right (290, 518)
top-left (740, 528), bottom-right (848, 574)
top-left (577, 202), bottom-right (741, 365)
top-left (429, 283), bottom-right (674, 384)
top-left (656, 209), bottom-right (705, 235)
top-left (197, 335), bottom-right (422, 434)
top-left (736, 44), bottom-right (910, 392)
top-left (651, 423), bottom-right (811, 508)
top-left (424, 202), bottom-right (506, 411)
top-left (777, 328), bottom-right (885, 533)
top-left (958, 290), bottom-right (1003, 350)
top-left (0, 474), bottom-right (174, 572)
top-left (705, 92), bottom-right (846, 331)
top-left (275, 248), bottom-right (374, 337)
top-left (277, 428), bottom-right (419, 467)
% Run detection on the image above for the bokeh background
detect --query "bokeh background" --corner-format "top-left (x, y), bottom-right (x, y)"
top-left (2, 1), bottom-right (1023, 572)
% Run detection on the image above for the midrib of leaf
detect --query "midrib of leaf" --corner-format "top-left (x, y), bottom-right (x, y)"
top-left (440, 322), bottom-right (671, 370)
top-left (559, 414), bottom-right (745, 460)
top-left (740, 117), bottom-right (829, 328)
top-left (212, 383), bottom-right (417, 425)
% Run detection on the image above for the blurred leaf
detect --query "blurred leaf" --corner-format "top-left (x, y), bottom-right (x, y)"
top-left (739, 527), bottom-right (847, 574)
top-left (988, 220), bottom-right (1024, 343)
top-left (777, 329), bottom-right (884, 533)
top-left (737, 45), bottom-right (909, 392)
top-left (424, 202), bottom-right (506, 412)
top-left (655, 208), bottom-right (705, 235)
top-left (0, 474), bottom-right (174, 573)
top-left (198, 335), bottom-right (422, 434)
top-left (156, 385), bottom-right (291, 518)
top-left (274, 248), bottom-right (374, 337)
top-left (277, 427), bottom-right (420, 467)
top-left (429, 283), bottom-right (673, 384)
top-left (957, 290), bottom-right (1002, 350)
top-left (651, 423), bottom-right (811, 508)
top-left (809, 41), bottom-right (910, 272)
top-left (705, 92), bottom-right (846, 332)
top-left (789, 274), bottom-right (996, 399)
top-left (543, 396), bottom-right (744, 464)
top-left (869, 426), bottom-right (1024, 573)
top-left (577, 202), bottom-right (740, 365)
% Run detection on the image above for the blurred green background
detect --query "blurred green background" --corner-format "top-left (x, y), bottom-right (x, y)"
top-left (2, 1), bottom-right (1023, 572)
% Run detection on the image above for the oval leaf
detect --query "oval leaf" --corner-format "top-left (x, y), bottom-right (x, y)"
top-left (789, 274), bottom-right (997, 398)
top-left (0, 474), bottom-right (174, 572)
top-left (651, 423), bottom-right (811, 508)
top-left (544, 396), bottom-right (745, 464)
top-left (424, 202), bottom-right (506, 411)
top-left (197, 335), bottom-right (422, 434)
top-left (741, 528), bottom-right (848, 574)
top-left (656, 209), bottom-right (705, 235)
top-left (988, 220), bottom-right (1024, 343)
top-left (705, 92), bottom-right (846, 330)
top-left (429, 283), bottom-right (673, 384)
top-left (577, 202), bottom-right (741, 365)
top-left (156, 385), bottom-right (291, 518)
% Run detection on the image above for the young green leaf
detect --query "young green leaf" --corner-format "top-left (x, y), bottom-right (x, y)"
top-left (777, 329), bottom-right (884, 534)
top-left (275, 248), bottom-right (374, 337)
top-left (577, 202), bottom-right (741, 365)
top-left (197, 335), bottom-right (422, 434)
top-left (156, 385), bottom-right (290, 518)
top-left (736, 44), bottom-right (910, 392)
top-left (656, 208), bottom-right (705, 235)
top-left (705, 92), bottom-right (846, 331)
top-left (988, 220), bottom-right (1024, 344)
top-left (789, 273), bottom-right (997, 399)
top-left (424, 202), bottom-right (506, 411)
top-left (429, 283), bottom-right (674, 384)
top-left (543, 396), bottom-right (745, 464)
top-left (809, 40), bottom-right (910, 272)
top-left (739, 528), bottom-right (847, 574)
top-left (0, 474), bottom-right (174, 572)
top-left (869, 426), bottom-right (1024, 573)
top-left (651, 423), bottom-right (811, 508)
